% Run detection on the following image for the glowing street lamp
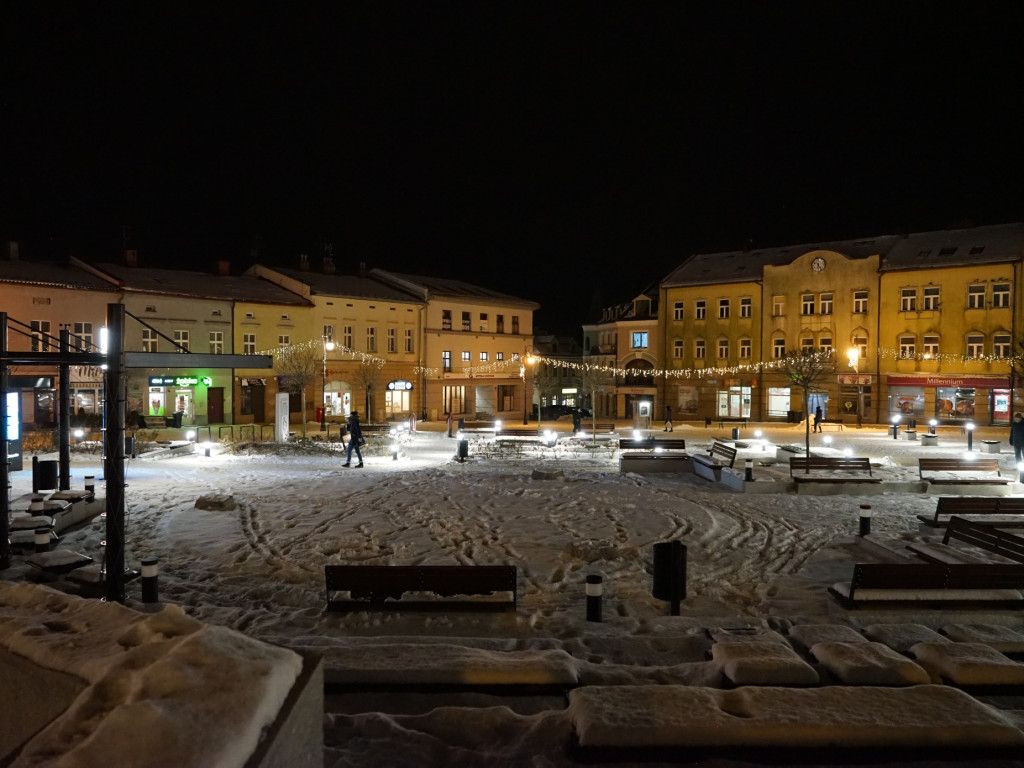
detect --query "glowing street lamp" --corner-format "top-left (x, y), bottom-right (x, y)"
top-left (846, 348), bottom-right (864, 429)
top-left (321, 337), bottom-right (335, 431)
top-left (891, 414), bottom-right (900, 440)
top-left (522, 352), bottom-right (537, 425)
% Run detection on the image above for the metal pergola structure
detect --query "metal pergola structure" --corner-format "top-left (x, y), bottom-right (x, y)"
top-left (1, 304), bottom-right (272, 602)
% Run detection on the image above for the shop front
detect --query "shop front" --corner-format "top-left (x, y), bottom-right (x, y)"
top-left (385, 379), bottom-right (413, 417)
top-left (716, 378), bottom-right (754, 418)
top-left (886, 375), bottom-right (1010, 425)
top-left (148, 373), bottom-right (219, 426)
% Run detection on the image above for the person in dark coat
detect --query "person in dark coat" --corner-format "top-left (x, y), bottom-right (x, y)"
top-left (1010, 413), bottom-right (1024, 463)
top-left (343, 411), bottom-right (364, 468)
top-left (571, 408), bottom-right (582, 434)
top-left (813, 405), bottom-right (823, 433)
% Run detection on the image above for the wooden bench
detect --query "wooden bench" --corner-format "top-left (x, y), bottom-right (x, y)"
top-left (788, 456), bottom-right (879, 483)
top-left (587, 423), bottom-right (616, 434)
top-left (618, 438), bottom-right (687, 451)
top-left (495, 428), bottom-right (540, 438)
top-left (917, 496), bottom-right (1024, 528)
top-left (361, 424), bottom-right (392, 435)
top-left (324, 565), bottom-right (517, 612)
top-left (694, 441), bottom-right (737, 469)
top-left (818, 419), bottom-right (844, 431)
top-left (918, 457), bottom-right (1009, 485)
top-left (716, 417), bottom-right (747, 429)
top-left (829, 561), bottom-right (1024, 608)
top-left (908, 516), bottom-right (1024, 565)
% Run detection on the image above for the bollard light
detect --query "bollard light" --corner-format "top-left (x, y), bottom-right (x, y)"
top-left (494, 419), bottom-right (502, 433)
top-left (141, 557), bottom-right (159, 604)
top-left (744, 458), bottom-right (754, 482)
top-left (186, 430), bottom-right (196, 442)
top-left (858, 504), bottom-right (873, 536)
top-left (586, 574), bottom-right (603, 622)
top-left (201, 440), bottom-right (212, 458)
top-left (842, 447), bottom-right (852, 457)
top-left (34, 527), bottom-right (51, 553)
top-left (543, 429), bottom-right (557, 447)
top-left (823, 435), bottom-right (832, 447)
top-left (891, 415), bottom-right (900, 440)
top-left (73, 428), bottom-right (84, 443)
top-left (391, 443), bottom-right (400, 461)
top-left (963, 450), bottom-right (977, 461)
top-left (929, 419), bottom-right (937, 435)
top-left (84, 476), bottom-right (95, 499)
top-left (966, 422), bottom-right (975, 452)
top-left (632, 430), bottom-right (642, 440)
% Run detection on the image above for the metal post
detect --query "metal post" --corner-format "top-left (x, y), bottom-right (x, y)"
top-left (104, 303), bottom-right (127, 603)
top-left (856, 384), bottom-right (864, 429)
top-left (58, 329), bottom-right (71, 490)
top-left (320, 337), bottom-right (330, 431)
top-left (0, 311), bottom-right (9, 569)
top-left (586, 574), bottom-right (603, 622)
top-left (967, 425), bottom-right (974, 452)
top-left (34, 528), bottom-right (51, 553)
top-left (859, 504), bottom-right (872, 536)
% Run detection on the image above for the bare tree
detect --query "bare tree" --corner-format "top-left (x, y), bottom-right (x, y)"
top-left (579, 364), bottom-right (616, 443)
top-left (778, 349), bottom-right (835, 461)
top-left (531, 361), bottom-right (561, 422)
top-left (1009, 340), bottom-right (1024, 416)
top-left (272, 343), bottom-right (321, 438)
top-left (352, 359), bottom-right (384, 424)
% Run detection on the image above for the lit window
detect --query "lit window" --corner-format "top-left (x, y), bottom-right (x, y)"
top-left (899, 335), bottom-right (915, 358)
top-left (740, 297), bottom-right (752, 318)
top-left (673, 301), bottom-right (684, 320)
top-left (461, 351), bottom-right (471, 362)
top-left (695, 300), bottom-right (706, 320)
top-left (819, 293), bottom-right (833, 315)
top-left (966, 334), bottom-right (985, 358)
top-left (631, 331), bottom-right (648, 348)
top-left (694, 339), bottom-right (706, 359)
top-left (479, 351), bottom-right (489, 362)
top-left (802, 295), bottom-right (815, 315)
top-left (923, 335), bottom-right (939, 357)
top-left (853, 290), bottom-right (868, 313)
top-left (900, 288), bottom-right (916, 312)
top-left (442, 351), bottom-right (452, 371)
top-left (496, 352), bottom-right (504, 361)
top-left (718, 299), bottom-right (730, 319)
top-left (967, 285), bottom-right (985, 309)
top-left (993, 283), bottom-right (1011, 308)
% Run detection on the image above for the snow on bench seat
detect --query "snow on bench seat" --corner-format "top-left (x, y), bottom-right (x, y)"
top-left (810, 641), bottom-right (930, 685)
top-left (710, 641), bottom-right (819, 686)
top-left (911, 642), bottom-right (1024, 686)
top-left (568, 684), bottom-right (1024, 749)
top-left (829, 581), bottom-right (1024, 603)
top-left (941, 623), bottom-right (1024, 654)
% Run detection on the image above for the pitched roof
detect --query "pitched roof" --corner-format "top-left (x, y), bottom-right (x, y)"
top-left (0, 258), bottom-right (117, 291)
top-left (662, 236), bottom-right (901, 287)
top-left (880, 222), bottom-right (1024, 271)
top-left (271, 268), bottom-right (421, 302)
top-left (371, 269), bottom-right (540, 308)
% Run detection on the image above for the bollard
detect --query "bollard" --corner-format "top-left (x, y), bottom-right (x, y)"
top-left (84, 476), bottom-right (95, 499)
top-left (859, 504), bottom-right (872, 536)
top-left (34, 527), bottom-right (51, 553)
top-left (586, 574), bottom-right (603, 622)
top-left (744, 458), bottom-right (754, 482)
top-left (141, 557), bottom-right (159, 604)
top-left (29, 496), bottom-right (45, 513)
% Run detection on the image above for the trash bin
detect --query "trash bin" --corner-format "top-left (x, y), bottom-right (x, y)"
top-left (33, 458), bottom-right (59, 492)
top-left (171, 411), bottom-right (183, 428)
top-left (315, 407), bottom-right (324, 423)
top-left (457, 438), bottom-right (469, 461)
top-left (786, 410), bottom-right (801, 423)
top-left (731, 427), bottom-right (740, 440)
top-left (125, 435), bottom-right (136, 457)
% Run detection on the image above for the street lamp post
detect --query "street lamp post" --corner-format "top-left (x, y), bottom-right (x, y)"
top-left (847, 348), bottom-right (864, 429)
top-left (522, 352), bottom-right (536, 425)
top-left (320, 337), bottom-right (335, 431)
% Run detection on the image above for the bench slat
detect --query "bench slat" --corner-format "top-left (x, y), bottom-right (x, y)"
top-left (942, 517), bottom-right (1024, 563)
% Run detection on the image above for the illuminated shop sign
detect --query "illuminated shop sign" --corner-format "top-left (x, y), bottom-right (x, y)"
top-left (149, 375), bottom-right (213, 387)
top-left (387, 380), bottom-right (414, 391)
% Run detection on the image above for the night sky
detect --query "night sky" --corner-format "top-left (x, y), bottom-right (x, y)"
top-left (4, 4), bottom-right (1023, 334)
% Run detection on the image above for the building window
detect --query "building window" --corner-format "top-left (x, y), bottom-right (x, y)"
top-left (461, 311), bottom-right (471, 331)
top-left (323, 324), bottom-right (334, 342)
top-left (442, 350), bottom-right (452, 372)
top-left (461, 351), bottom-right (471, 362)
top-left (801, 294), bottom-right (815, 315)
top-left (854, 335), bottom-right (868, 360)
top-left (673, 339), bottom-right (684, 359)
top-left (480, 351), bottom-right (489, 362)
top-left (966, 333), bottom-right (985, 358)
top-left (404, 328), bottom-right (413, 353)
top-left (819, 336), bottom-right (832, 354)
top-left (718, 299), bottom-right (730, 319)
top-left (442, 310), bottom-right (452, 330)
top-left (740, 297), bottom-right (752, 318)
top-left (243, 333), bottom-right (256, 354)
top-left (717, 339), bottom-right (729, 359)
top-left (496, 352), bottom-right (504, 360)
top-left (387, 327), bottom-right (397, 353)
top-left (496, 314), bottom-right (505, 333)
top-left (512, 316), bottom-right (520, 334)
top-left (801, 337), bottom-right (814, 353)
top-left (853, 290), bottom-right (868, 313)
top-left (139, 328), bottom-right (156, 353)
top-left (209, 331), bottom-right (223, 354)
top-left (174, 330), bottom-right (190, 352)
top-left (673, 301), bottom-right (684, 320)
top-left (900, 288), bottom-right (916, 312)
top-left (994, 334), bottom-right (1011, 358)
top-left (631, 331), bottom-right (648, 349)
top-left (899, 335), bottom-right (915, 358)
top-left (922, 286), bottom-right (940, 311)
top-left (773, 295), bottom-right (785, 316)
top-left (739, 338), bottom-right (751, 359)
top-left (819, 293), bottom-right (833, 315)
top-left (773, 337), bottom-right (785, 359)
top-left (993, 283), bottom-right (1011, 308)
top-left (695, 300), bottom-right (706, 320)
top-left (343, 326), bottom-right (353, 348)
top-left (967, 285), bottom-right (985, 309)
top-left (479, 313), bottom-right (488, 331)
top-left (366, 327), bottom-right (376, 352)
top-left (923, 335), bottom-right (939, 357)
top-left (30, 320), bottom-right (51, 352)
top-left (73, 322), bottom-right (93, 351)
top-left (694, 339), bottom-right (706, 359)
top-left (278, 334), bottom-right (290, 347)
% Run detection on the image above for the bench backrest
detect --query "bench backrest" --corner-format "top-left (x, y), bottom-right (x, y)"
top-left (496, 429), bottom-right (539, 437)
top-left (790, 456), bottom-right (871, 474)
top-left (943, 516), bottom-right (1024, 563)
top-left (619, 438), bottom-right (687, 450)
top-left (709, 442), bottom-right (737, 467)
top-left (935, 496), bottom-right (1003, 516)
top-left (325, 565), bottom-right (517, 601)
top-left (850, 561), bottom-right (1024, 595)
top-left (919, 457), bottom-right (1002, 475)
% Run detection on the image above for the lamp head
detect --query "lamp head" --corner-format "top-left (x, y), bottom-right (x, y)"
top-left (846, 348), bottom-right (859, 369)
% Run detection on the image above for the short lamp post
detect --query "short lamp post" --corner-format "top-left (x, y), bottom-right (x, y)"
top-left (321, 337), bottom-right (335, 431)
top-left (522, 352), bottom-right (536, 425)
top-left (966, 421), bottom-right (975, 452)
top-left (846, 348), bottom-right (863, 429)
top-left (891, 414), bottom-right (900, 439)
top-left (929, 419), bottom-right (937, 435)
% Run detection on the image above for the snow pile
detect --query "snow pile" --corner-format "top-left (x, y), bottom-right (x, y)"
top-left (0, 582), bottom-right (303, 768)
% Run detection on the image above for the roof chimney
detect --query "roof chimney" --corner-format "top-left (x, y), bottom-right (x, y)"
top-left (298, 253), bottom-right (310, 271)
top-left (6, 241), bottom-right (18, 260)
top-left (124, 249), bottom-right (139, 267)
top-left (216, 260), bottom-right (231, 276)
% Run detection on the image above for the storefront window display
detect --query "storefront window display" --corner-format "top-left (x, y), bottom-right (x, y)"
top-left (935, 387), bottom-right (975, 420)
top-left (992, 389), bottom-right (1011, 424)
top-left (767, 387), bottom-right (791, 418)
top-left (889, 386), bottom-right (925, 417)
top-left (717, 386), bottom-right (751, 418)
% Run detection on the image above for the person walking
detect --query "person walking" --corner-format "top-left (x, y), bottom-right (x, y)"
top-left (1010, 412), bottom-right (1024, 463)
top-left (571, 407), bottom-right (582, 435)
top-left (664, 405), bottom-right (673, 432)
top-left (343, 410), bottom-right (364, 468)
top-left (813, 405), bottom-right (823, 433)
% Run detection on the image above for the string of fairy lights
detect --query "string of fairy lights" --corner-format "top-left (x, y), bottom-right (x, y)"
top-left (263, 339), bottom-right (1022, 382)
